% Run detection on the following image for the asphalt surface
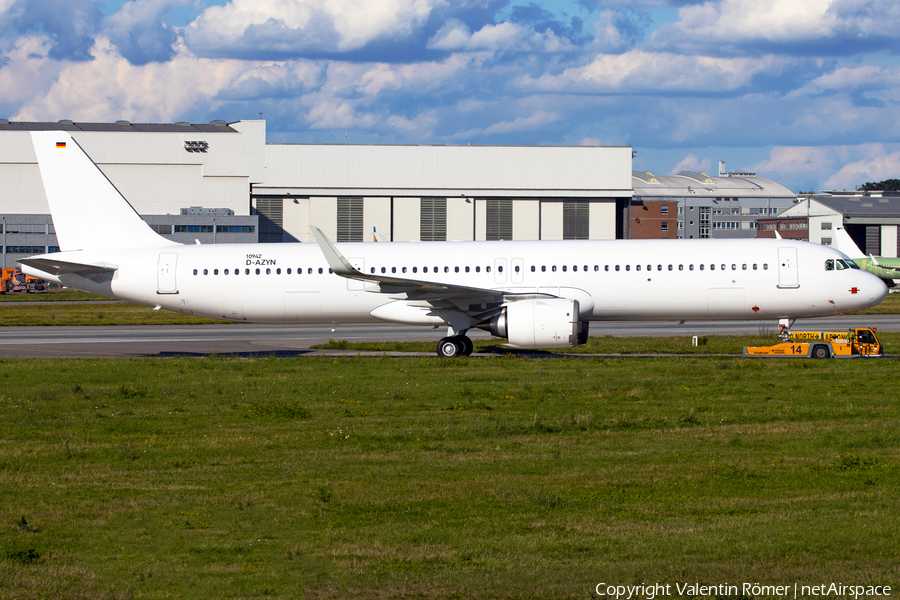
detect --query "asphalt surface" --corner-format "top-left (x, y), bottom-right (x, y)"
top-left (0, 315), bottom-right (898, 358)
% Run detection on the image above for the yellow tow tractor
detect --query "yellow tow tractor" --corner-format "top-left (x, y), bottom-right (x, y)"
top-left (744, 327), bottom-right (882, 359)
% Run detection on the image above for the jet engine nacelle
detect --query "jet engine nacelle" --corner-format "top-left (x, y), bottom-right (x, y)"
top-left (480, 298), bottom-right (580, 348)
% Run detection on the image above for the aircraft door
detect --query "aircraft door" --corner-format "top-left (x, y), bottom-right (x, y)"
top-left (494, 258), bottom-right (507, 284)
top-left (777, 247), bottom-right (799, 288)
top-left (511, 258), bottom-right (524, 284)
top-left (157, 253), bottom-right (178, 294)
top-left (347, 258), bottom-right (365, 290)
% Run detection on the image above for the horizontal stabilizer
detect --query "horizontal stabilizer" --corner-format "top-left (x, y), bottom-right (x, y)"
top-left (18, 256), bottom-right (118, 277)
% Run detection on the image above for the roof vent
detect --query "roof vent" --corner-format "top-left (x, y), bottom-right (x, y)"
top-left (210, 119), bottom-right (227, 126)
top-left (176, 121), bottom-right (191, 127)
top-left (58, 119), bottom-right (74, 125)
top-left (115, 120), bottom-right (130, 126)
top-left (0, 119), bottom-right (9, 125)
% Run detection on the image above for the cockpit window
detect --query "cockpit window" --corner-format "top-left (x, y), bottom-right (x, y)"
top-left (825, 259), bottom-right (834, 271)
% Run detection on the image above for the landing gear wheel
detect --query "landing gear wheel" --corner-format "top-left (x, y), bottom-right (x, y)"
top-left (460, 336), bottom-right (474, 356)
top-left (437, 337), bottom-right (462, 358)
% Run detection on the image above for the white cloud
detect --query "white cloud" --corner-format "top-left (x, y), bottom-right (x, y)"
top-left (356, 54), bottom-right (472, 96)
top-left (520, 50), bottom-right (787, 93)
top-left (0, 35), bottom-right (67, 108)
top-left (13, 37), bottom-right (253, 122)
top-left (748, 143), bottom-right (900, 192)
top-left (185, 0), bottom-right (439, 57)
top-left (670, 153), bottom-right (712, 175)
top-left (649, 0), bottom-right (840, 49)
top-left (426, 18), bottom-right (575, 52)
top-left (823, 143), bottom-right (900, 190)
top-left (580, 137), bottom-right (601, 146)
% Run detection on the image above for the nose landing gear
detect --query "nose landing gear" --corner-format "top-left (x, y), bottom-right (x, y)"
top-left (436, 335), bottom-right (474, 357)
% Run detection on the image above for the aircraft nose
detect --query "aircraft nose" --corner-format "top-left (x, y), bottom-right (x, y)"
top-left (851, 271), bottom-right (888, 310)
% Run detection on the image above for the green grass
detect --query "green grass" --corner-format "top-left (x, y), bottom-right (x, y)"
top-left (0, 301), bottom-right (227, 325)
top-left (1, 355), bottom-right (899, 598)
top-left (855, 290), bottom-right (900, 314)
top-left (315, 332), bottom-right (900, 355)
top-left (0, 289), bottom-right (114, 302)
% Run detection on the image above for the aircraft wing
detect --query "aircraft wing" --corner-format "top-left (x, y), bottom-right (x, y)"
top-left (18, 255), bottom-right (119, 277)
top-left (311, 226), bottom-right (549, 306)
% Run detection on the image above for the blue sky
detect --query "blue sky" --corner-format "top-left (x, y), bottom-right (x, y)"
top-left (3, 0), bottom-right (900, 193)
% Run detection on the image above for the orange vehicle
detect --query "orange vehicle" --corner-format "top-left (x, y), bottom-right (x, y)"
top-left (1, 267), bottom-right (47, 294)
top-left (744, 328), bottom-right (882, 359)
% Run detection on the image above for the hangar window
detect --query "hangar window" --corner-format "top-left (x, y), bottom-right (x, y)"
top-left (563, 202), bottom-right (589, 240)
top-left (486, 199), bottom-right (513, 241)
top-left (337, 197), bottom-right (364, 242)
top-left (421, 198), bottom-right (447, 241)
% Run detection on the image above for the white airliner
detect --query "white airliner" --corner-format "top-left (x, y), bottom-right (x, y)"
top-left (21, 131), bottom-right (888, 357)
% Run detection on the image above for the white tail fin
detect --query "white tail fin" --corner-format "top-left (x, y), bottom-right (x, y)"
top-left (31, 131), bottom-right (178, 251)
top-left (834, 227), bottom-right (864, 259)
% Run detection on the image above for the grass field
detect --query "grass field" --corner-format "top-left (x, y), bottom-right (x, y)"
top-left (1, 355), bottom-right (898, 599)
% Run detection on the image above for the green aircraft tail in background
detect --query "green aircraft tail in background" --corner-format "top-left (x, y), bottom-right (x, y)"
top-left (835, 227), bottom-right (900, 286)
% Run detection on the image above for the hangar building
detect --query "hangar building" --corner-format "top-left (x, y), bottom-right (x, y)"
top-left (757, 191), bottom-right (900, 256)
top-left (632, 164), bottom-right (796, 239)
top-left (0, 119), bottom-right (633, 267)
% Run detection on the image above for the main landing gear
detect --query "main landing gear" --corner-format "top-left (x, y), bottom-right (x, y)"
top-left (436, 335), bottom-right (474, 358)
